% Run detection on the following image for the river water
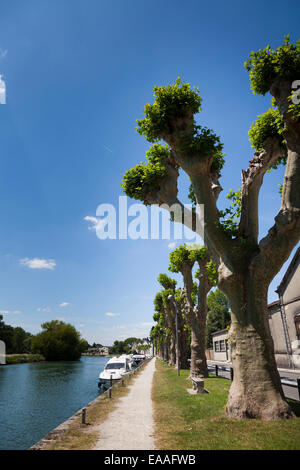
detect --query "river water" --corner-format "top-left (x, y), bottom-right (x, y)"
top-left (0, 356), bottom-right (110, 450)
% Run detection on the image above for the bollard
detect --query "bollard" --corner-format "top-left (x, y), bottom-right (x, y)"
top-left (108, 374), bottom-right (113, 398)
top-left (297, 379), bottom-right (300, 401)
top-left (230, 367), bottom-right (234, 381)
top-left (81, 407), bottom-right (86, 424)
top-left (215, 364), bottom-right (218, 377)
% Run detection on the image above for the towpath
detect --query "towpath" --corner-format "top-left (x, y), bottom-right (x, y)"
top-left (93, 357), bottom-right (156, 450)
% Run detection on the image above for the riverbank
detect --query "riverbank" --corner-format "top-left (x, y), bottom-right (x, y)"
top-left (30, 359), bottom-right (151, 450)
top-left (152, 359), bottom-right (300, 450)
top-left (4, 354), bottom-right (45, 364)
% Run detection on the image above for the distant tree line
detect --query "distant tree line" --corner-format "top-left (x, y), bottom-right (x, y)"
top-left (109, 337), bottom-right (151, 355)
top-left (0, 315), bottom-right (33, 354)
top-left (0, 316), bottom-right (89, 361)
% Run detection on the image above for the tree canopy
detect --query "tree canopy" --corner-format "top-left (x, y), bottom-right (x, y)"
top-left (31, 320), bottom-right (88, 361)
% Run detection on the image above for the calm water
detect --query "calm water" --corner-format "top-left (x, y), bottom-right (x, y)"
top-left (0, 356), bottom-right (110, 450)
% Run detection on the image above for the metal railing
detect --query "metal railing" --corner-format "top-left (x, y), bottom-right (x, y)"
top-left (207, 362), bottom-right (300, 402)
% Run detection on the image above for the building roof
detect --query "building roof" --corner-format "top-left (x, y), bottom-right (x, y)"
top-left (276, 247), bottom-right (300, 295)
top-left (267, 300), bottom-right (280, 309)
top-left (211, 328), bottom-right (228, 337)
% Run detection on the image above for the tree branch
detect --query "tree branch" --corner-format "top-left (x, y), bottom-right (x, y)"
top-left (239, 136), bottom-right (284, 243)
top-left (255, 79), bottom-right (300, 281)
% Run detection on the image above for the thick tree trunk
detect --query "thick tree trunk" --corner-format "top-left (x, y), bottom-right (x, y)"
top-left (222, 273), bottom-right (294, 420)
top-left (189, 314), bottom-right (209, 378)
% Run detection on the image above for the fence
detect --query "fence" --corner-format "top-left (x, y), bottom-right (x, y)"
top-left (207, 363), bottom-right (300, 402)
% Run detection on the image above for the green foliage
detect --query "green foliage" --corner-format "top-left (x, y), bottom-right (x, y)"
top-left (31, 320), bottom-right (87, 361)
top-left (121, 143), bottom-right (171, 203)
top-left (204, 260), bottom-right (218, 286)
top-left (0, 315), bottom-right (33, 354)
top-left (136, 77), bottom-right (202, 142)
top-left (109, 340), bottom-right (131, 355)
top-left (177, 124), bottom-right (225, 172)
top-left (154, 291), bottom-right (164, 313)
top-left (248, 109), bottom-right (287, 169)
top-left (157, 273), bottom-right (177, 291)
top-left (218, 188), bottom-right (242, 238)
top-left (109, 337), bottom-right (148, 355)
top-left (245, 35), bottom-right (300, 95)
top-left (168, 244), bottom-right (208, 273)
top-left (206, 289), bottom-right (231, 348)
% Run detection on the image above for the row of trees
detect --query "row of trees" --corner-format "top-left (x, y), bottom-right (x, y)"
top-left (150, 244), bottom-right (230, 378)
top-left (122, 37), bottom-right (300, 419)
top-left (0, 317), bottom-right (89, 361)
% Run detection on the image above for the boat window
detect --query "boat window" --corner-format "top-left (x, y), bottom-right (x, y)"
top-left (105, 363), bottom-right (125, 369)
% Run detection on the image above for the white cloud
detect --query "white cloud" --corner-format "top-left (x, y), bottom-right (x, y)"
top-left (84, 216), bottom-right (106, 232)
top-left (20, 258), bottom-right (56, 270)
top-left (105, 312), bottom-right (120, 317)
top-left (168, 242), bottom-right (176, 250)
top-left (37, 307), bottom-right (51, 313)
top-left (59, 302), bottom-right (70, 308)
top-left (0, 310), bottom-right (21, 315)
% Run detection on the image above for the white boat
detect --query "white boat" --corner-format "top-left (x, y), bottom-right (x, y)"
top-left (131, 354), bottom-right (145, 365)
top-left (98, 356), bottom-right (131, 388)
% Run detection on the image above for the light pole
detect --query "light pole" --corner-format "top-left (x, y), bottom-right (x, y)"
top-left (168, 294), bottom-right (180, 376)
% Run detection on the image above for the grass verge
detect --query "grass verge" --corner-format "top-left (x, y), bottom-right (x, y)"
top-left (5, 354), bottom-right (45, 364)
top-left (152, 359), bottom-right (300, 450)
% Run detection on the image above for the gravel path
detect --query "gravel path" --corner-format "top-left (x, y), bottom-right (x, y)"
top-left (93, 357), bottom-right (156, 450)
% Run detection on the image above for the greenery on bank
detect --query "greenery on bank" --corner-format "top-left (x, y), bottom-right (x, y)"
top-left (5, 354), bottom-right (45, 364)
top-left (109, 337), bottom-right (150, 355)
top-left (152, 360), bottom-right (300, 450)
top-left (0, 314), bottom-right (33, 354)
top-left (31, 320), bottom-right (89, 361)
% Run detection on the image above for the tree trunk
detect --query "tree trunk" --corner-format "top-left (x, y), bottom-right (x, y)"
top-left (168, 331), bottom-right (176, 366)
top-left (222, 273), bottom-right (294, 420)
top-left (162, 338), bottom-right (169, 363)
top-left (177, 311), bottom-right (189, 369)
top-left (190, 314), bottom-right (209, 378)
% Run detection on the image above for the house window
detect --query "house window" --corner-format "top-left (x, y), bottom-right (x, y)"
top-left (220, 340), bottom-right (226, 351)
top-left (295, 315), bottom-right (300, 340)
top-left (214, 341), bottom-right (220, 352)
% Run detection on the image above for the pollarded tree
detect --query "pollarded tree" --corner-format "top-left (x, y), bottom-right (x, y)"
top-left (152, 298), bottom-right (169, 362)
top-left (122, 37), bottom-right (300, 420)
top-left (157, 274), bottom-right (178, 366)
top-left (173, 287), bottom-right (190, 369)
top-left (169, 244), bottom-right (216, 378)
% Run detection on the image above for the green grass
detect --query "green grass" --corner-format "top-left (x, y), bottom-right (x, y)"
top-left (5, 354), bottom-right (45, 364)
top-left (152, 359), bottom-right (300, 450)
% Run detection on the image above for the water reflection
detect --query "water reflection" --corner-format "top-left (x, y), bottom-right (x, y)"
top-left (0, 356), bottom-right (110, 450)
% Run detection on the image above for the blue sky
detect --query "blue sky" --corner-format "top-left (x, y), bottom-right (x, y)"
top-left (0, 0), bottom-right (299, 345)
